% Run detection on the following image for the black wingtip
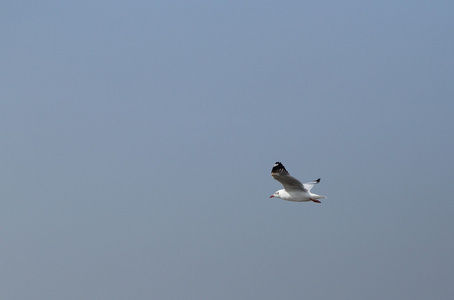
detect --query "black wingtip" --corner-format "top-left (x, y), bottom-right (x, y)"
top-left (271, 162), bottom-right (288, 175)
top-left (315, 178), bottom-right (321, 183)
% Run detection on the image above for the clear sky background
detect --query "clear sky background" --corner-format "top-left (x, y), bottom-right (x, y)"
top-left (1, 1), bottom-right (453, 299)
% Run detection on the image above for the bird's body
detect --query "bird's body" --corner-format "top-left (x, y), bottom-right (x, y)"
top-left (271, 188), bottom-right (323, 202)
top-left (270, 162), bottom-right (326, 203)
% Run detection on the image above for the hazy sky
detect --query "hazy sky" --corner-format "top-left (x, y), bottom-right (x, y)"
top-left (1, 1), bottom-right (453, 299)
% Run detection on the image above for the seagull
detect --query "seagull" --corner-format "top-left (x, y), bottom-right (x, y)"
top-left (270, 162), bottom-right (326, 203)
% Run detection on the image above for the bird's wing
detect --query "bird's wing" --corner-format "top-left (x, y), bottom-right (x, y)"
top-left (271, 162), bottom-right (307, 192)
top-left (302, 178), bottom-right (321, 192)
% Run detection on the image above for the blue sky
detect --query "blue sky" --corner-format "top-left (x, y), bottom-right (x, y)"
top-left (1, 1), bottom-right (453, 299)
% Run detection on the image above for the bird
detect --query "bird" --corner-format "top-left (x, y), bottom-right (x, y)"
top-left (270, 162), bottom-right (326, 203)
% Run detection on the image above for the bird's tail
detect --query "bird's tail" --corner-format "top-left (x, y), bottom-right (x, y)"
top-left (311, 194), bottom-right (326, 199)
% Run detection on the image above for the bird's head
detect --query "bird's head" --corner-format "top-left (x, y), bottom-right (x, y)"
top-left (270, 190), bottom-right (280, 198)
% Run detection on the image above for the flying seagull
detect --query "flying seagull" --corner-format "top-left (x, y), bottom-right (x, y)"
top-left (270, 162), bottom-right (326, 203)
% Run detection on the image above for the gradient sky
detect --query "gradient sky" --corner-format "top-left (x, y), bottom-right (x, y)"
top-left (1, 1), bottom-right (453, 299)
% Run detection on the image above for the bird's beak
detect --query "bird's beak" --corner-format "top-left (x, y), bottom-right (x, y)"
top-left (270, 195), bottom-right (274, 198)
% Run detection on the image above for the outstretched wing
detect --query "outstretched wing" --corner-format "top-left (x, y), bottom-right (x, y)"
top-left (271, 162), bottom-right (307, 192)
top-left (302, 178), bottom-right (321, 192)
